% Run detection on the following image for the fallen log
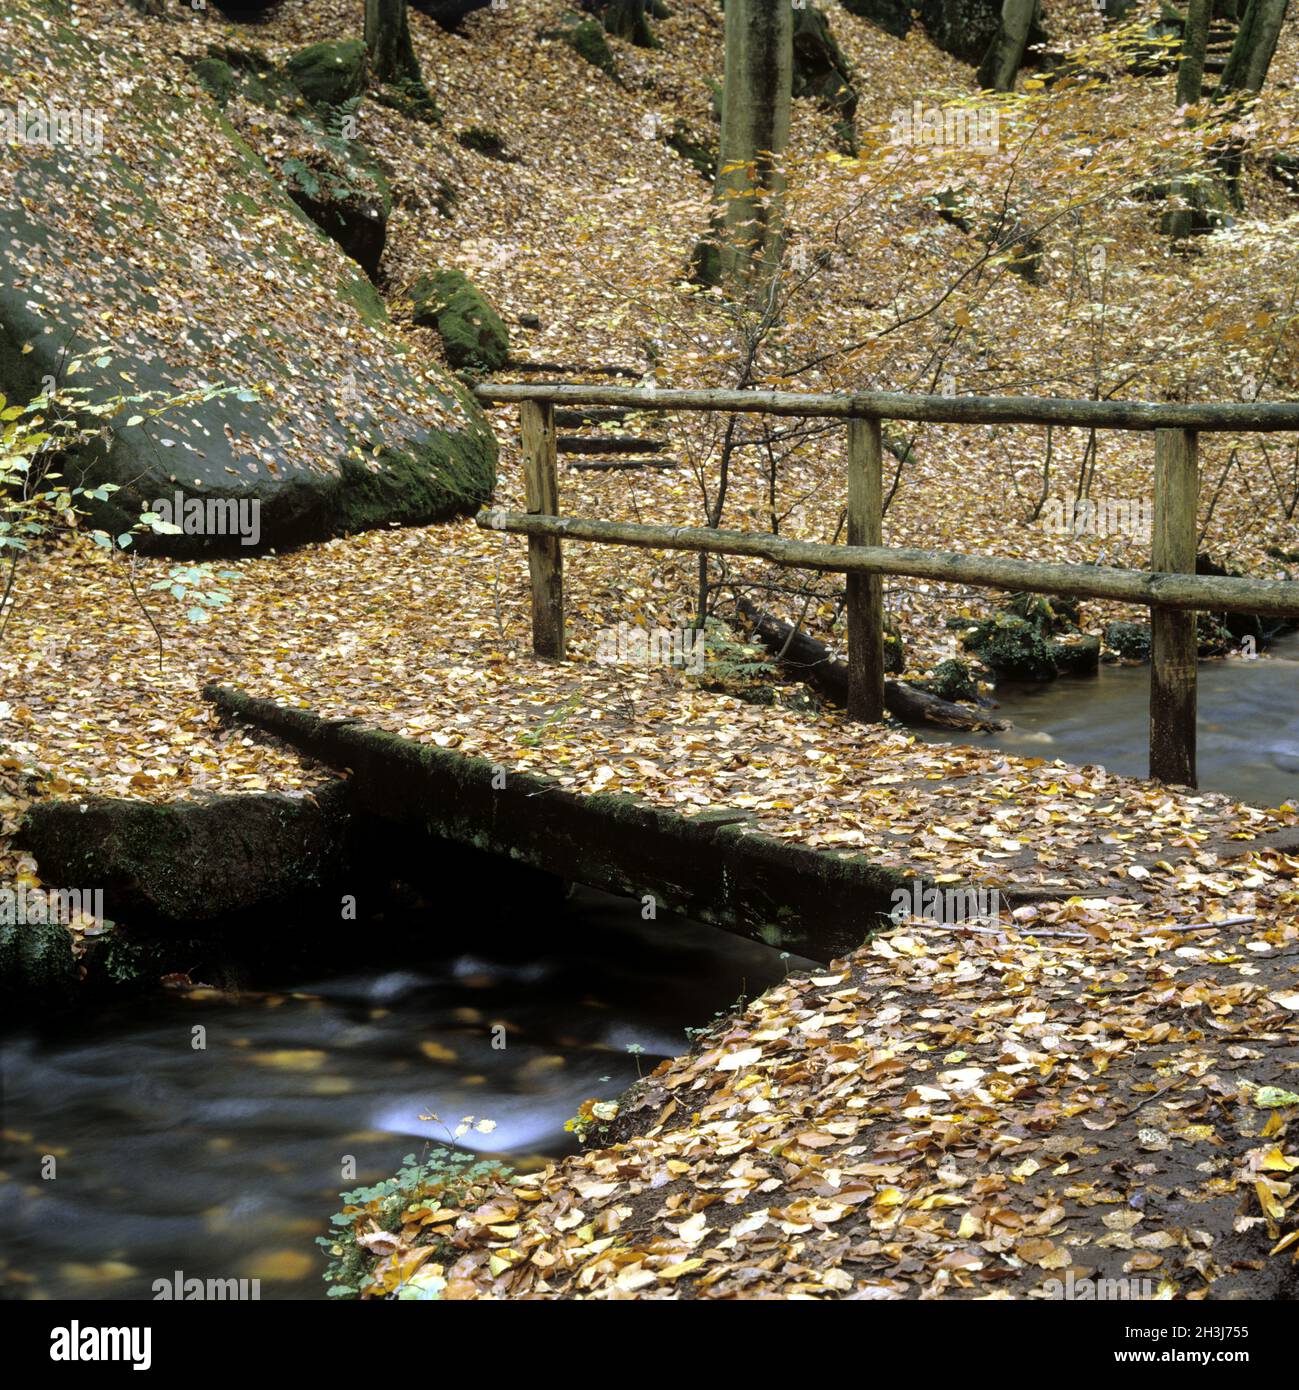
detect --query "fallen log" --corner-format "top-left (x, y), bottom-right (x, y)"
top-left (735, 598), bottom-right (1006, 731)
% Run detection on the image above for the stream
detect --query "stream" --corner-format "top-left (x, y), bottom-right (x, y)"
top-left (918, 632), bottom-right (1299, 809)
top-left (6, 640), bottom-right (1296, 1302)
top-left (0, 887), bottom-right (808, 1301)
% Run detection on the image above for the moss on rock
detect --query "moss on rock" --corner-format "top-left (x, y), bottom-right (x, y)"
top-left (285, 39), bottom-right (368, 109)
top-left (0, 919), bottom-right (78, 1008)
top-left (557, 17), bottom-right (620, 80)
top-left (410, 269), bottom-right (510, 373)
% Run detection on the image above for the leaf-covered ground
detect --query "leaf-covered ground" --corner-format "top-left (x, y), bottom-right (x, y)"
top-left (5, 0), bottom-right (1299, 1296)
top-left (383, 902), bottom-right (1299, 1300)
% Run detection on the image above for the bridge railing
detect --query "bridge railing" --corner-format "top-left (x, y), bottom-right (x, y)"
top-left (472, 382), bottom-right (1299, 788)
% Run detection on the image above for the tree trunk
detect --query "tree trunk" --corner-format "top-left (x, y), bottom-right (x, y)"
top-left (715, 0), bottom-right (793, 288)
top-left (365, 0), bottom-right (422, 87)
top-left (601, 0), bottom-right (656, 47)
top-left (976, 0), bottom-right (1038, 92)
top-left (1167, 0), bottom-right (1213, 239)
top-left (1177, 0), bottom-right (1212, 107)
top-left (735, 598), bottom-right (1006, 731)
top-left (1219, 0), bottom-right (1288, 94)
top-left (1214, 0), bottom-right (1287, 207)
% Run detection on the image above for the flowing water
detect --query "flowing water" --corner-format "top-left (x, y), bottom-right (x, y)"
top-left (0, 887), bottom-right (807, 1301)
top-left (6, 642), bottom-right (1297, 1302)
top-left (918, 632), bottom-right (1299, 809)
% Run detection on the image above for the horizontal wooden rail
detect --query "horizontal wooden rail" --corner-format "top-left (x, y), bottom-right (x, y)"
top-left (476, 509), bottom-right (1299, 619)
top-left (483, 386), bottom-right (1299, 790)
top-left (475, 382), bottom-right (1299, 433)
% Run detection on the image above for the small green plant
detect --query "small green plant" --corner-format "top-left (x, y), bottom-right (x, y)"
top-left (691, 616), bottom-right (782, 703)
top-left (564, 1096), bottom-right (620, 1145)
top-left (0, 353), bottom-right (253, 656)
top-left (148, 564), bottom-right (241, 625)
top-left (317, 1146), bottom-right (510, 1299)
top-left (519, 692), bottom-right (583, 747)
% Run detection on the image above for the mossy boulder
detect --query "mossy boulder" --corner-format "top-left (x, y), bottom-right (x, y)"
top-left (1158, 174), bottom-right (1234, 237)
top-left (372, 76), bottom-right (442, 124)
top-left (840, 0), bottom-right (914, 38)
top-left (884, 620), bottom-right (905, 674)
top-left (456, 125), bottom-right (512, 160)
top-left (20, 786), bottom-right (355, 929)
top-left (690, 234), bottom-right (723, 288)
top-left (792, 7), bottom-right (857, 149)
top-left (596, 0), bottom-right (658, 47)
top-left (414, 0), bottom-right (494, 27)
top-left (285, 40), bottom-right (368, 109)
top-left (1105, 621), bottom-right (1152, 660)
top-left (411, 270), bottom-right (510, 372)
top-left (0, 1), bottom-right (496, 553)
top-left (556, 16), bottom-right (620, 80)
top-left (841, 1), bottom-right (1042, 68)
top-left (919, 658), bottom-right (980, 703)
top-left (663, 121), bottom-right (716, 181)
top-left (281, 138), bottom-right (393, 279)
top-left (0, 919), bottom-right (78, 1008)
top-left (194, 56), bottom-right (238, 106)
top-left (1047, 632), bottom-right (1101, 676)
top-left (962, 613), bottom-right (1057, 682)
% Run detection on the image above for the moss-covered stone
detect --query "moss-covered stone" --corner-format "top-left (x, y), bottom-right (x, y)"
top-left (281, 137), bottom-right (392, 279)
top-left (20, 786), bottom-right (356, 928)
top-left (558, 17), bottom-right (620, 80)
top-left (884, 620), bottom-right (905, 674)
top-left (1047, 632), bottom-right (1101, 676)
top-left (689, 236), bottom-right (722, 288)
top-left (372, 77), bottom-right (442, 125)
top-left (285, 39), bottom-right (368, 109)
top-left (792, 7), bottom-right (857, 150)
top-left (664, 121), bottom-right (716, 181)
top-left (194, 57), bottom-right (237, 107)
top-left (410, 269), bottom-right (510, 372)
top-left (0, 4), bottom-right (492, 555)
top-left (1105, 620), bottom-right (1152, 660)
top-left (456, 125), bottom-right (511, 160)
top-left (962, 613), bottom-right (1057, 682)
top-left (919, 658), bottom-right (980, 703)
top-left (0, 918), bottom-right (78, 1008)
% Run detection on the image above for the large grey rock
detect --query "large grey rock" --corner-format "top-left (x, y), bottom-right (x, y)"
top-left (843, 0), bottom-right (1046, 67)
top-left (412, 0), bottom-right (494, 29)
top-left (0, 1), bottom-right (496, 556)
top-left (21, 784), bottom-right (354, 928)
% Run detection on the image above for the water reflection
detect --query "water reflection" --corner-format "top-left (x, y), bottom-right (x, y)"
top-left (0, 888), bottom-right (807, 1300)
top-left (919, 633), bottom-right (1299, 808)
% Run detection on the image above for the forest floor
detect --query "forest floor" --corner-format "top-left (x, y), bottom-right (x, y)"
top-left (4, 0), bottom-right (1299, 1297)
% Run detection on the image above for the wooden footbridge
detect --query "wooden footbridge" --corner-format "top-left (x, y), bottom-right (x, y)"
top-left (474, 382), bottom-right (1299, 788)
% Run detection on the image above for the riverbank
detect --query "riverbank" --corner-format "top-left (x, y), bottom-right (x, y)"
top-left (345, 880), bottom-right (1299, 1300)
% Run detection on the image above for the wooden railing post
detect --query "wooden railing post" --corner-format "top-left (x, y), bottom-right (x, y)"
top-left (1150, 427), bottom-right (1198, 786)
top-left (521, 399), bottom-right (565, 659)
top-left (846, 416), bottom-right (885, 722)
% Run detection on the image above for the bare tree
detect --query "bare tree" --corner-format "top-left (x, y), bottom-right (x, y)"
top-left (1219, 0), bottom-right (1288, 94)
top-left (977, 0), bottom-right (1038, 93)
top-left (365, 0), bottom-right (422, 87)
top-left (715, 0), bottom-right (792, 287)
